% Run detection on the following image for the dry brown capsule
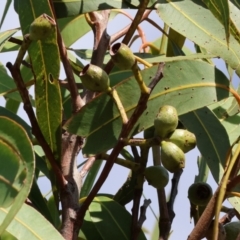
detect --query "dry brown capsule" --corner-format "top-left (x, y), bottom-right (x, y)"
top-left (161, 141), bottom-right (185, 173)
top-left (154, 105), bottom-right (178, 138)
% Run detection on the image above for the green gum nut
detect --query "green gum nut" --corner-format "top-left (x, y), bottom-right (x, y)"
top-left (224, 221), bottom-right (240, 240)
top-left (29, 14), bottom-right (56, 41)
top-left (154, 105), bottom-right (178, 138)
top-left (110, 43), bottom-right (136, 70)
top-left (161, 141), bottom-right (185, 173)
top-left (188, 182), bottom-right (212, 206)
top-left (80, 64), bottom-right (111, 92)
top-left (168, 129), bottom-right (196, 153)
top-left (144, 165), bottom-right (169, 189)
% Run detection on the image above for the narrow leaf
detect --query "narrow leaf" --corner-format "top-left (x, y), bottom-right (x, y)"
top-left (0, 204), bottom-right (64, 240)
top-left (0, 29), bottom-right (18, 52)
top-left (80, 160), bottom-right (103, 198)
top-left (0, 0), bottom-right (12, 30)
top-left (89, 196), bottom-right (147, 240)
top-left (0, 117), bottom-right (35, 235)
top-left (202, 0), bottom-right (230, 44)
top-left (18, 1), bottom-right (62, 163)
top-left (156, 0), bottom-right (240, 75)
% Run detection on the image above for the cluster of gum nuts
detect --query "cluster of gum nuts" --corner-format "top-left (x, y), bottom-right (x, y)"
top-left (144, 106), bottom-right (214, 208)
top-left (143, 105), bottom-right (196, 188)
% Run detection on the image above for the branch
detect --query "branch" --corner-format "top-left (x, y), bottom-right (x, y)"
top-left (76, 63), bottom-right (165, 230)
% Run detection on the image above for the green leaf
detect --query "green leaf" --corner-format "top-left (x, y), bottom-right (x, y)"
top-left (64, 60), bottom-right (232, 155)
top-left (47, 195), bottom-right (61, 229)
top-left (79, 210), bottom-right (103, 240)
top-left (88, 196), bottom-right (147, 240)
top-left (80, 160), bottom-right (103, 198)
top-left (180, 107), bottom-right (240, 213)
top-left (5, 98), bottom-right (20, 114)
top-left (166, 28), bottom-right (185, 57)
top-left (113, 170), bottom-right (137, 206)
top-left (0, 116), bottom-right (35, 235)
top-left (156, 0), bottom-right (240, 75)
top-left (202, 0), bottom-right (230, 44)
top-left (0, 0), bottom-right (12, 30)
top-left (194, 156), bottom-right (209, 183)
top-left (14, 0), bottom-right (156, 18)
top-left (0, 204), bottom-right (64, 240)
top-left (0, 106), bottom-right (32, 137)
top-left (0, 29), bottom-right (18, 52)
top-left (180, 107), bottom-right (228, 183)
top-left (28, 178), bottom-right (54, 226)
top-left (0, 62), bottom-right (21, 101)
top-left (18, 1), bottom-right (62, 163)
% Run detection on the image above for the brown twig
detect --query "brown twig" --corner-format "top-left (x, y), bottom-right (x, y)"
top-left (6, 36), bottom-right (66, 189)
top-left (167, 169), bottom-right (183, 222)
top-left (49, 1), bottom-right (84, 113)
top-left (76, 63), bottom-right (165, 231)
top-left (138, 199), bottom-right (151, 228)
top-left (131, 146), bottom-right (149, 240)
top-left (79, 156), bottom-right (97, 179)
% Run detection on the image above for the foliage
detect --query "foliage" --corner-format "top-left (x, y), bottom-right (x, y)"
top-left (0, 0), bottom-right (240, 240)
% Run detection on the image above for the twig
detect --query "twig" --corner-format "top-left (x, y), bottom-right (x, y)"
top-left (131, 146), bottom-right (149, 240)
top-left (49, 1), bottom-right (84, 112)
top-left (79, 156), bottom-right (97, 179)
top-left (138, 199), bottom-right (152, 228)
top-left (167, 169), bottom-right (183, 222)
top-left (6, 36), bottom-right (66, 189)
top-left (76, 63), bottom-right (165, 230)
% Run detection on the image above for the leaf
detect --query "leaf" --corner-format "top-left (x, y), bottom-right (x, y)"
top-left (0, 106), bottom-right (32, 137)
top-left (0, 116), bottom-right (35, 235)
top-left (156, 0), bottom-right (240, 76)
top-left (180, 107), bottom-right (228, 183)
top-left (74, 48), bottom-right (216, 65)
top-left (194, 156), bottom-right (209, 183)
top-left (0, 204), bottom-right (64, 240)
top-left (28, 178), bottom-right (54, 226)
top-left (0, 29), bottom-right (18, 52)
top-left (79, 210), bottom-right (103, 240)
top-left (64, 60), bottom-right (233, 155)
top-left (80, 160), bottom-right (103, 198)
top-left (202, 0), bottom-right (230, 44)
top-left (0, 62), bottom-right (21, 101)
top-left (18, 1), bottom-right (62, 163)
top-left (0, 0), bottom-right (12, 30)
top-left (166, 28), bottom-right (186, 57)
top-left (88, 196), bottom-right (147, 240)
top-left (113, 170), bottom-right (137, 206)
top-left (180, 107), bottom-right (240, 213)
top-left (14, 0), bottom-right (156, 18)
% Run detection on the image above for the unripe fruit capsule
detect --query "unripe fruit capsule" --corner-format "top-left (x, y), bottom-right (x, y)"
top-left (168, 129), bottom-right (196, 153)
top-left (161, 141), bottom-right (185, 173)
top-left (154, 105), bottom-right (178, 138)
top-left (188, 182), bottom-right (212, 206)
top-left (144, 165), bottom-right (169, 189)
